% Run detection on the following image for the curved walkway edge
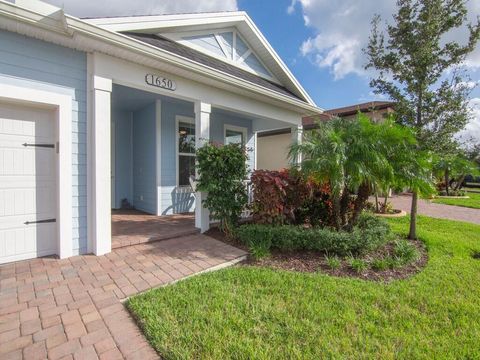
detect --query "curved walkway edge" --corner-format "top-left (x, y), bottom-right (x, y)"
top-left (388, 195), bottom-right (480, 225)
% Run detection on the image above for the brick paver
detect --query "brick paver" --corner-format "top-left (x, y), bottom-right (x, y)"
top-left (388, 194), bottom-right (480, 224)
top-left (0, 234), bottom-right (247, 359)
top-left (111, 211), bottom-right (198, 249)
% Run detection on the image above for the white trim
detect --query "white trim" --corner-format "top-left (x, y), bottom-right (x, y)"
top-left (254, 131), bottom-right (258, 170)
top-left (214, 33), bottom-right (230, 60)
top-left (88, 69), bottom-right (113, 256)
top-left (0, 83), bottom-right (73, 259)
top-left (173, 29), bottom-right (277, 83)
top-left (175, 115), bottom-right (195, 188)
top-left (224, 124), bottom-right (248, 146)
top-left (155, 100), bottom-right (162, 216)
top-left (111, 120), bottom-right (115, 208)
top-left (194, 101), bottom-right (211, 233)
top-left (291, 125), bottom-right (303, 166)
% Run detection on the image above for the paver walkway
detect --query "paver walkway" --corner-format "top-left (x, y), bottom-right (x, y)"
top-left (0, 234), bottom-right (247, 359)
top-left (111, 211), bottom-right (197, 249)
top-left (389, 194), bottom-right (480, 225)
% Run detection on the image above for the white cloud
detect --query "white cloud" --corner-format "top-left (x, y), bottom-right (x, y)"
top-left (458, 98), bottom-right (480, 144)
top-left (42, 0), bottom-right (238, 18)
top-left (291, 0), bottom-right (480, 79)
top-left (287, 0), bottom-right (296, 15)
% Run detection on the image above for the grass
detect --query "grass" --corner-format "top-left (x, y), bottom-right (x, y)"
top-left (432, 190), bottom-right (480, 209)
top-left (127, 216), bottom-right (480, 359)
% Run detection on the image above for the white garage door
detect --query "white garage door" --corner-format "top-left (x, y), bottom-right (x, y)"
top-left (0, 102), bottom-right (57, 264)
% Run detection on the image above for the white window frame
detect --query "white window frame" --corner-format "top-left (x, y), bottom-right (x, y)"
top-left (224, 124), bottom-right (248, 146)
top-left (176, 115), bottom-right (196, 188)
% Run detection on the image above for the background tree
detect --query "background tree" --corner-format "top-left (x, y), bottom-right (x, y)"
top-left (365, 0), bottom-right (480, 239)
top-left (433, 153), bottom-right (479, 193)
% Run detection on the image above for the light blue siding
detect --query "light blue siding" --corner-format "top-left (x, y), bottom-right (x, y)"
top-left (132, 103), bottom-right (157, 214)
top-left (0, 30), bottom-right (87, 255)
top-left (113, 110), bottom-right (133, 208)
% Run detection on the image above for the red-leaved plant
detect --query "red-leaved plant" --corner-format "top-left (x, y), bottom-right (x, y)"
top-left (251, 169), bottom-right (307, 225)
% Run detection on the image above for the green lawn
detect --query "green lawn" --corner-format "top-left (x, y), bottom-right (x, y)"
top-left (432, 190), bottom-right (480, 209)
top-left (127, 217), bottom-right (480, 359)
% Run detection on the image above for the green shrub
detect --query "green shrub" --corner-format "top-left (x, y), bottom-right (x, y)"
top-left (393, 240), bottom-right (420, 265)
top-left (371, 258), bottom-right (389, 271)
top-left (236, 213), bottom-right (390, 257)
top-left (348, 257), bottom-right (368, 273)
top-left (325, 255), bottom-right (341, 270)
top-left (196, 142), bottom-right (248, 237)
top-left (249, 238), bottom-right (271, 260)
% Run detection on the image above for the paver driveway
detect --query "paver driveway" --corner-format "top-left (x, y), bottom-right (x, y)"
top-left (388, 194), bottom-right (480, 225)
top-left (0, 234), bottom-right (246, 359)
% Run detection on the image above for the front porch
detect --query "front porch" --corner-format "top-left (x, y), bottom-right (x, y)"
top-left (107, 83), bottom-right (302, 252)
top-left (111, 210), bottom-right (197, 249)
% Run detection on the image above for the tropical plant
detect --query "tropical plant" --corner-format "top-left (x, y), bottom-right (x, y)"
top-left (433, 154), bottom-right (478, 195)
top-left (290, 114), bottom-right (432, 230)
top-left (196, 142), bottom-right (248, 237)
top-left (365, 0), bottom-right (480, 239)
top-left (250, 169), bottom-right (307, 225)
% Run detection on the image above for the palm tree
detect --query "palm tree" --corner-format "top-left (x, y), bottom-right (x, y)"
top-left (433, 154), bottom-right (478, 195)
top-left (290, 114), bottom-right (434, 233)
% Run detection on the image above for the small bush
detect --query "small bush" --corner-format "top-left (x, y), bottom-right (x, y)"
top-left (393, 240), bottom-right (419, 265)
top-left (348, 257), bottom-right (368, 273)
top-left (325, 255), bottom-right (341, 270)
top-left (236, 213), bottom-right (390, 257)
top-left (371, 258), bottom-right (389, 271)
top-left (196, 142), bottom-right (248, 236)
top-left (249, 238), bottom-right (271, 260)
top-left (438, 189), bottom-right (466, 196)
top-left (250, 169), bottom-right (307, 225)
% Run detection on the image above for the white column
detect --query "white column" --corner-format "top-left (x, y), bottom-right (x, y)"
top-left (155, 100), bottom-right (162, 216)
top-left (89, 75), bottom-right (112, 255)
top-left (291, 124), bottom-right (303, 166)
top-left (194, 101), bottom-right (211, 233)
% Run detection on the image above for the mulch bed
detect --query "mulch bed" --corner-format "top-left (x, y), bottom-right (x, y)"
top-left (205, 227), bottom-right (428, 283)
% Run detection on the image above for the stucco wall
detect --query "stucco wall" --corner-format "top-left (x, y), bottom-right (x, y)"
top-left (0, 30), bottom-right (88, 255)
top-left (257, 132), bottom-right (291, 170)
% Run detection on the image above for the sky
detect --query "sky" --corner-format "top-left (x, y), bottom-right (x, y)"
top-left (44, 0), bottom-right (480, 143)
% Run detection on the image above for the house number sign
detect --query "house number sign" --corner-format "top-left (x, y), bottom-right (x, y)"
top-left (145, 74), bottom-right (176, 91)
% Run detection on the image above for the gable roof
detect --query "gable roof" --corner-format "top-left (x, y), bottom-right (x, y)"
top-left (123, 32), bottom-right (301, 101)
top-left (85, 12), bottom-right (316, 106)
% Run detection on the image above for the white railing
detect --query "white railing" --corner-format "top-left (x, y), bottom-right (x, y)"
top-left (240, 180), bottom-right (253, 219)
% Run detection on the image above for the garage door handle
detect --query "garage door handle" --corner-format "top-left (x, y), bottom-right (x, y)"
top-left (22, 143), bottom-right (55, 148)
top-left (24, 218), bottom-right (56, 225)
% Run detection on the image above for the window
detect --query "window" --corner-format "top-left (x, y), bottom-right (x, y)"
top-left (224, 125), bottom-right (247, 146)
top-left (177, 117), bottom-right (196, 187)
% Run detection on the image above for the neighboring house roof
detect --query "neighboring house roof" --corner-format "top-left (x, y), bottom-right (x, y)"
top-left (258, 101), bottom-right (395, 137)
top-left (124, 32), bottom-right (300, 101)
top-left (85, 12), bottom-right (317, 106)
top-left (303, 101), bottom-right (395, 128)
